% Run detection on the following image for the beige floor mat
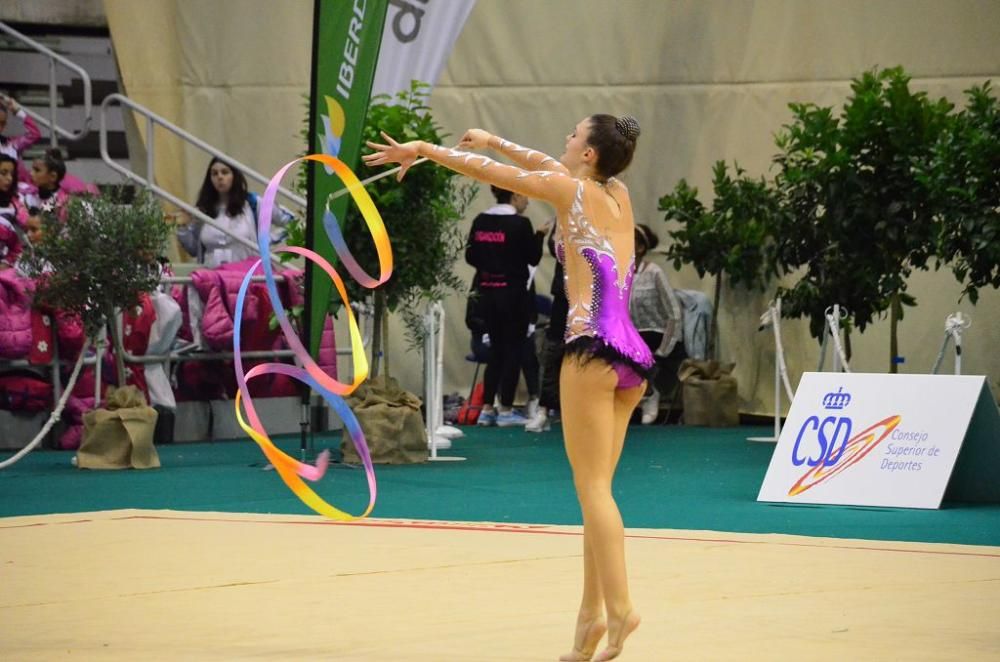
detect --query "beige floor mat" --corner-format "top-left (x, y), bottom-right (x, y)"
top-left (2, 509), bottom-right (999, 660)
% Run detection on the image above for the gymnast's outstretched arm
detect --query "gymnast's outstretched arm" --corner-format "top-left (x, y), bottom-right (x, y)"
top-left (457, 129), bottom-right (569, 175)
top-left (363, 133), bottom-right (576, 210)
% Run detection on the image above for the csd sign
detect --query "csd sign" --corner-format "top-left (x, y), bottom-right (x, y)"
top-left (792, 415), bottom-right (852, 467)
top-left (791, 386), bottom-right (853, 467)
top-left (759, 372), bottom-right (993, 509)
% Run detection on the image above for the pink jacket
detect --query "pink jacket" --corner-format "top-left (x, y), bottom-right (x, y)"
top-left (187, 259), bottom-right (336, 380)
top-left (0, 268), bottom-right (32, 359)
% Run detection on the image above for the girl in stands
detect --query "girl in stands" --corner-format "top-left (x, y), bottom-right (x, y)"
top-left (365, 114), bottom-right (649, 661)
top-left (23, 149), bottom-right (73, 219)
top-left (0, 154), bottom-right (29, 269)
top-left (0, 95), bottom-right (41, 179)
top-left (177, 157), bottom-right (292, 267)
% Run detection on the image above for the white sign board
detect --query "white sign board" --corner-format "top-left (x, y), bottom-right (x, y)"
top-left (758, 372), bottom-right (1000, 509)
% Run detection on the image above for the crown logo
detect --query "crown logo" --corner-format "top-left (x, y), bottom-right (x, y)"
top-left (822, 387), bottom-right (851, 410)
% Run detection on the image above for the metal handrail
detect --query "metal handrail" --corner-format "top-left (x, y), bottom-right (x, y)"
top-left (99, 93), bottom-right (307, 264)
top-left (0, 21), bottom-right (93, 146)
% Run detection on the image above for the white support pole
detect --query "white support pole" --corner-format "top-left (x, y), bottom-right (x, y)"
top-left (831, 304), bottom-right (842, 373)
top-left (749, 299), bottom-right (793, 443)
top-left (931, 312), bottom-right (971, 376)
top-left (820, 304), bottom-right (851, 374)
top-left (425, 303), bottom-right (464, 462)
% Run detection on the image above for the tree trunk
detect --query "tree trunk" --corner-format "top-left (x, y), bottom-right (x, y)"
top-left (889, 292), bottom-right (901, 374)
top-left (105, 303), bottom-right (128, 388)
top-left (708, 272), bottom-right (722, 360)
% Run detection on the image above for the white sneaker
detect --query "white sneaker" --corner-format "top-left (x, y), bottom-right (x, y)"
top-left (435, 425), bottom-right (464, 439)
top-left (640, 388), bottom-right (660, 425)
top-left (525, 410), bottom-right (550, 432)
top-left (524, 397), bottom-right (540, 420)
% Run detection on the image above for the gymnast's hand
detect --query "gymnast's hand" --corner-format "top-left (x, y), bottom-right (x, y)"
top-left (363, 132), bottom-right (421, 181)
top-left (457, 128), bottom-right (492, 151)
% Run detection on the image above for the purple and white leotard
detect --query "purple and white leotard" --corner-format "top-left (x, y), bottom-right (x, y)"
top-left (557, 180), bottom-right (654, 388)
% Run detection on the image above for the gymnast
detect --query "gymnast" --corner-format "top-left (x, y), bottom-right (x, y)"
top-left (364, 113), bottom-right (651, 661)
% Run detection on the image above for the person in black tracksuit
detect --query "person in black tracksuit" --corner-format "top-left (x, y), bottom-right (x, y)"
top-left (526, 221), bottom-right (568, 431)
top-left (466, 185), bottom-right (543, 426)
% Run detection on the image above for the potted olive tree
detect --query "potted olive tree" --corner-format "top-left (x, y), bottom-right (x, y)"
top-left (24, 188), bottom-right (170, 468)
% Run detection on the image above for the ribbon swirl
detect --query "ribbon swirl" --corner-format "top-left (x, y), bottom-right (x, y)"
top-left (233, 154), bottom-right (392, 520)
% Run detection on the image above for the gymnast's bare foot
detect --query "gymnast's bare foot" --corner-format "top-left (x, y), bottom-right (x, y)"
top-left (559, 615), bottom-right (607, 661)
top-left (592, 610), bottom-right (640, 661)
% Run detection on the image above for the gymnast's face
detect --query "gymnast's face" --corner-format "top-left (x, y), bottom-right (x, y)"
top-left (560, 118), bottom-right (595, 174)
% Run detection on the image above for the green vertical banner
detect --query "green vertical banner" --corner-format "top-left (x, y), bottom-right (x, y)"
top-left (305, 0), bottom-right (389, 356)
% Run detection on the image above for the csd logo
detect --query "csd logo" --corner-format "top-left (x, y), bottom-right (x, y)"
top-left (792, 416), bottom-right (852, 467)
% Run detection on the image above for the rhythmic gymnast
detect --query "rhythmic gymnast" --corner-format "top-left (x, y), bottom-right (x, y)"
top-left (364, 114), bottom-right (652, 661)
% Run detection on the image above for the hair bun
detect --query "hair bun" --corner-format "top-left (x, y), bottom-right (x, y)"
top-left (615, 115), bottom-right (640, 141)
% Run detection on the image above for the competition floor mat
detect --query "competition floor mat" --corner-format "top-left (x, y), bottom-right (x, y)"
top-left (3, 509), bottom-right (999, 660)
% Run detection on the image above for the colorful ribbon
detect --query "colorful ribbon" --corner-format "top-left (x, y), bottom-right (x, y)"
top-left (233, 154), bottom-right (393, 520)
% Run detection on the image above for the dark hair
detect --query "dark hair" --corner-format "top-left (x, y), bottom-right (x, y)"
top-left (489, 185), bottom-right (513, 204)
top-left (195, 157), bottom-right (248, 218)
top-left (39, 148), bottom-right (66, 185)
top-left (586, 114), bottom-right (640, 179)
top-left (0, 154), bottom-right (16, 205)
top-left (634, 223), bottom-right (659, 251)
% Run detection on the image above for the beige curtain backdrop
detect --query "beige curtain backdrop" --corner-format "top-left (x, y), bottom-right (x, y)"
top-left (104, 0), bottom-right (1000, 417)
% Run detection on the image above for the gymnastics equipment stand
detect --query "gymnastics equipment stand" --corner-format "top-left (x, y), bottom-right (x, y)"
top-left (747, 298), bottom-right (794, 443)
top-left (931, 312), bottom-right (971, 376)
top-left (423, 302), bottom-right (465, 462)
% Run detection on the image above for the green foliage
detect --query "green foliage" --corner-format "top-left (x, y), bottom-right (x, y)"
top-left (659, 161), bottom-right (783, 292)
top-left (926, 82), bottom-right (1000, 304)
top-left (22, 189), bottom-right (170, 340)
top-left (285, 81), bottom-right (475, 352)
top-left (772, 66), bottom-right (954, 339)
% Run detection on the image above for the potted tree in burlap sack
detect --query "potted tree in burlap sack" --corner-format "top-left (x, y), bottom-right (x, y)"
top-left (290, 82), bottom-right (473, 463)
top-left (659, 161), bottom-right (785, 426)
top-left (23, 189), bottom-right (170, 469)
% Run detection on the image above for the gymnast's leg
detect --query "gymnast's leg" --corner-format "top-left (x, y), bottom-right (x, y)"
top-left (591, 376), bottom-right (645, 661)
top-left (558, 357), bottom-right (643, 660)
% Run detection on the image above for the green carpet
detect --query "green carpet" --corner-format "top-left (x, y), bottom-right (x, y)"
top-left (2, 425), bottom-right (998, 546)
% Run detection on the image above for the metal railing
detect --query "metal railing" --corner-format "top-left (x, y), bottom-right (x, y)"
top-left (99, 93), bottom-right (307, 265)
top-left (0, 21), bottom-right (93, 146)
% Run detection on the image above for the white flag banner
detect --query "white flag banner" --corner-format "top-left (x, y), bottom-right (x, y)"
top-left (371, 0), bottom-right (476, 98)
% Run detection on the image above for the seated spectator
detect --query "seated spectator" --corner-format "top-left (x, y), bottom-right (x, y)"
top-left (0, 154), bottom-right (29, 269)
top-left (23, 149), bottom-right (73, 218)
top-left (0, 95), bottom-right (41, 182)
top-left (629, 224), bottom-right (686, 424)
top-left (176, 157), bottom-right (293, 267)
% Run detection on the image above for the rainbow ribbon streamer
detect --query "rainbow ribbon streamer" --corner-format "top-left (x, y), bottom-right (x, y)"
top-left (233, 154), bottom-right (393, 520)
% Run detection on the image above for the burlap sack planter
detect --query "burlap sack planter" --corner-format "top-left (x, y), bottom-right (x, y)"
top-left (678, 359), bottom-right (740, 428)
top-left (341, 376), bottom-right (428, 465)
top-left (78, 386), bottom-right (160, 470)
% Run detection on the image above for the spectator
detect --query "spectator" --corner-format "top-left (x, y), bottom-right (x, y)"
top-left (23, 149), bottom-right (72, 218)
top-left (465, 185), bottom-right (543, 427)
top-left (526, 219), bottom-right (566, 432)
top-left (177, 157), bottom-right (292, 267)
top-left (629, 223), bottom-right (685, 424)
top-left (0, 95), bottom-right (41, 182)
top-left (0, 154), bottom-right (28, 269)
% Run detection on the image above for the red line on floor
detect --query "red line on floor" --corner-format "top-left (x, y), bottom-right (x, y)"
top-left (4, 512), bottom-right (999, 559)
